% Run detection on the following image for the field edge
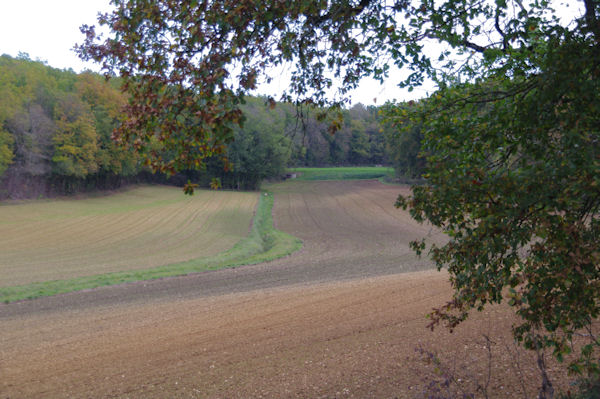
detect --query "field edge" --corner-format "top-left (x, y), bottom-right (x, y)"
top-left (289, 166), bottom-right (393, 181)
top-left (0, 192), bottom-right (303, 303)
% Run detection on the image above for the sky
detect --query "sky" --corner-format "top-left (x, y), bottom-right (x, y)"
top-left (0, 0), bottom-right (111, 72)
top-left (0, 1), bottom-right (583, 106)
top-left (0, 0), bottom-right (423, 105)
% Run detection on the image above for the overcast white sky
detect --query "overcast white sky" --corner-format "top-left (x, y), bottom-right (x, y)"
top-left (0, 0), bottom-right (422, 105)
top-left (0, 1), bottom-right (583, 105)
top-left (0, 0), bottom-right (111, 72)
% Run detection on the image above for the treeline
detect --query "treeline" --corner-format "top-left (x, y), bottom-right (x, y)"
top-left (380, 101), bottom-right (426, 181)
top-left (197, 98), bottom-right (388, 190)
top-left (167, 98), bottom-right (389, 191)
top-left (0, 55), bottom-right (418, 197)
top-left (287, 103), bottom-right (386, 167)
top-left (0, 54), bottom-right (139, 198)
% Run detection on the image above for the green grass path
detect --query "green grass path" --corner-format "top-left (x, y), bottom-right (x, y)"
top-left (289, 166), bottom-right (393, 181)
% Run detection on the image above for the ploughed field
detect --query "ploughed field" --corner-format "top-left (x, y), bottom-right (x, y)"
top-left (0, 180), bottom-right (570, 397)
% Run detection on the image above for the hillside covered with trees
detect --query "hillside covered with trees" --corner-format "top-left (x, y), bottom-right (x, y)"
top-left (0, 54), bottom-right (139, 198)
top-left (0, 55), bottom-right (402, 198)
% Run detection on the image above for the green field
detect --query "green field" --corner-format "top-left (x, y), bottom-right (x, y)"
top-left (289, 166), bottom-right (393, 181)
top-left (0, 186), bottom-right (301, 302)
top-left (1, 169), bottom-right (396, 303)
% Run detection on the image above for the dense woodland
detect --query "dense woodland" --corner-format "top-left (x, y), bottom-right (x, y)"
top-left (0, 55), bottom-right (415, 198)
top-left (0, 54), bottom-right (137, 198)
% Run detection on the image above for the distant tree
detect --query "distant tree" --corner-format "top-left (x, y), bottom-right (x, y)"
top-left (0, 56), bottom-right (55, 181)
top-left (348, 122), bottom-right (370, 164)
top-left (7, 104), bottom-right (54, 177)
top-left (300, 117), bottom-right (331, 166)
top-left (287, 103), bottom-right (384, 167)
top-left (76, 0), bottom-right (409, 184)
top-left (52, 94), bottom-right (98, 179)
top-left (381, 102), bottom-right (426, 179)
top-left (0, 129), bottom-right (13, 176)
top-left (75, 72), bottom-right (139, 178)
top-left (206, 97), bottom-right (291, 190)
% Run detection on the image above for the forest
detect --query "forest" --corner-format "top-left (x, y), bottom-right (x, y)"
top-left (0, 54), bottom-right (418, 198)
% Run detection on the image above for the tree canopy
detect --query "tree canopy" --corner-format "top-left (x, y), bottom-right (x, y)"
top-left (79, 1), bottom-right (600, 394)
top-left (0, 55), bottom-right (141, 197)
top-left (76, 0), bottom-right (421, 178)
top-left (0, 55), bottom-right (386, 198)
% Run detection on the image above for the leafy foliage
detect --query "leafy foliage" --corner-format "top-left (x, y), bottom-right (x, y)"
top-left (0, 56), bottom-right (386, 198)
top-left (76, 0), bottom-right (404, 174)
top-left (198, 97), bottom-right (292, 190)
top-left (79, 0), bottom-right (600, 392)
top-left (226, 98), bottom-right (291, 189)
top-left (393, 2), bottom-right (600, 388)
top-left (0, 129), bottom-right (13, 176)
top-left (381, 101), bottom-right (426, 179)
top-left (289, 103), bottom-right (385, 167)
top-left (0, 55), bottom-right (140, 197)
top-left (52, 94), bottom-right (99, 178)
top-left (398, 37), bottom-right (600, 376)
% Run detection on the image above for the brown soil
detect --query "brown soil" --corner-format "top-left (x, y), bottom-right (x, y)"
top-left (0, 180), bottom-right (572, 398)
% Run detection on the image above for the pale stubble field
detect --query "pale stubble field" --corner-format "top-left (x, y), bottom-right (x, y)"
top-left (0, 185), bottom-right (257, 287)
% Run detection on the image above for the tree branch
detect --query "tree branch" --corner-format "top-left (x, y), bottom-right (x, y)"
top-left (495, 6), bottom-right (509, 51)
top-left (310, 0), bottom-right (374, 26)
top-left (462, 39), bottom-right (487, 53)
top-left (583, 0), bottom-right (600, 42)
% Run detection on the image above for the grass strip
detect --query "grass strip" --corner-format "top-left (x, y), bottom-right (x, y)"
top-left (377, 175), bottom-right (427, 186)
top-left (0, 192), bottom-right (302, 303)
top-left (290, 166), bottom-right (393, 181)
